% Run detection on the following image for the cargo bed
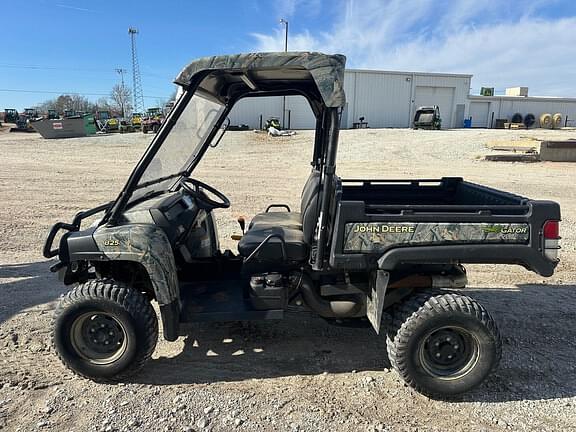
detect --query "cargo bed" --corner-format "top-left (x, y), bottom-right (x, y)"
top-left (329, 177), bottom-right (560, 276)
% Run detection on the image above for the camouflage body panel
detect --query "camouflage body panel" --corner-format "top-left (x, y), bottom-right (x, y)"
top-left (93, 224), bottom-right (178, 305)
top-left (343, 222), bottom-right (530, 253)
top-left (174, 52), bottom-right (346, 108)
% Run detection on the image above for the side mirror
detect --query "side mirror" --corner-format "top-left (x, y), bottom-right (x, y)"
top-left (210, 117), bottom-right (230, 148)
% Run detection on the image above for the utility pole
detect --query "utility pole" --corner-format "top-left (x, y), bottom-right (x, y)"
top-left (115, 68), bottom-right (127, 88)
top-left (115, 68), bottom-right (127, 117)
top-left (128, 27), bottom-right (145, 114)
top-left (280, 19), bottom-right (289, 129)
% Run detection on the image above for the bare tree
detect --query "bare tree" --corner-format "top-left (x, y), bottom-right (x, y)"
top-left (110, 84), bottom-right (132, 118)
top-left (94, 97), bottom-right (114, 114)
top-left (70, 94), bottom-right (92, 112)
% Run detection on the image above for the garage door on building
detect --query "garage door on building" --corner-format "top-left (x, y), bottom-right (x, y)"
top-left (414, 86), bottom-right (455, 128)
top-left (469, 101), bottom-right (490, 128)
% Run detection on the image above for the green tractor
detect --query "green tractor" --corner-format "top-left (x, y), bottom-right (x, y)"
top-left (24, 108), bottom-right (39, 119)
top-left (4, 109), bottom-right (19, 123)
top-left (48, 109), bottom-right (60, 120)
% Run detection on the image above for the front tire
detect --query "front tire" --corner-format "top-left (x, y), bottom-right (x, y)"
top-left (52, 279), bottom-right (158, 381)
top-left (387, 289), bottom-right (501, 398)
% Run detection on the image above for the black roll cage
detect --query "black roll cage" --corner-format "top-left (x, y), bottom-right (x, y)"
top-left (102, 68), bottom-right (342, 270)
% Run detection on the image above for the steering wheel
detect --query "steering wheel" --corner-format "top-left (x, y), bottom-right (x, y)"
top-left (180, 177), bottom-right (231, 209)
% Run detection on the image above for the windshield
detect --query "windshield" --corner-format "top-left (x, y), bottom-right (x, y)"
top-left (132, 92), bottom-right (225, 200)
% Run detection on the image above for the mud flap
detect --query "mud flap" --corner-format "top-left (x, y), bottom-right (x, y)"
top-left (366, 268), bottom-right (389, 334)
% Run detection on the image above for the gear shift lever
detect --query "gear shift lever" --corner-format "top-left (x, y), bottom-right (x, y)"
top-left (231, 216), bottom-right (246, 241)
top-left (237, 216), bottom-right (246, 234)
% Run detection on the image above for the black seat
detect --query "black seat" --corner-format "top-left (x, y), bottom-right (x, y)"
top-left (249, 170), bottom-right (321, 230)
top-left (238, 170), bottom-right (321, 263)
top-left (250, 211), bottom-right (301, 228)
top-left (237, 226), bottom-right (307, 261)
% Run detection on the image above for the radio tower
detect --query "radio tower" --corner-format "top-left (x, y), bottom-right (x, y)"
top-left (128, 27), bottom-right (145, 113)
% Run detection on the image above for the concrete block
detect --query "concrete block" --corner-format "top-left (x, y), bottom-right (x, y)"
top-left (539, 141), bottom-right (576, 162)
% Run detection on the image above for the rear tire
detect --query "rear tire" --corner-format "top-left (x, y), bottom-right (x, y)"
top-left (52, 279), bottom-right (158, 381)
top-left (387, 289), bottom-right (501, 398)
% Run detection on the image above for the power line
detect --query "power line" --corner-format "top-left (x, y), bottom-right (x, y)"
top-left (0, 63), bottom-right (170, 80)
top-left (0, 63), bottom-right (115, 72)
top-left (0, 88), bottom-right (165, 99)
top-left (115, 68), bottom-right (127, 87)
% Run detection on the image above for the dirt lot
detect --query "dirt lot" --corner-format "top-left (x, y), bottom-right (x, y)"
top-left (0, 128), bottom-right (575, 432)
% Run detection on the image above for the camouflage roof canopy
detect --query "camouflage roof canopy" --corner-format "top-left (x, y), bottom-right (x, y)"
top-left (174, 52), bottom-right (346, 108)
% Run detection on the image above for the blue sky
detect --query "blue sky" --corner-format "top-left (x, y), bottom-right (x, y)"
top-left (2, 0), bottom-right (576, 110)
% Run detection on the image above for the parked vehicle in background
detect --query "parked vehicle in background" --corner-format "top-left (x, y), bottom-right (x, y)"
top-left (96, 111), bottom-right (119, 132)
top-left (24, 108), bottom-right (39, 119)
top-left (4, 109), bottom-right (20, 123)
top-left (118, 119), bottom-right (135, 133)
top-left (141, 107), bottom-right (163, 134)
top-left (164, 101), bottom-right (175, 115)
top-left (131, 112), bottom-right (143, 129)
top-left (414, 105), bottom-right (442, 130)
top-left (48, 109), bottom-right (60, 120)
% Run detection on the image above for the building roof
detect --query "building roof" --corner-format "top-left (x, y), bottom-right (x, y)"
top-left (346, 68), bottom-right (473, 79)
top-left (469, 95), bottom-right (576, 103)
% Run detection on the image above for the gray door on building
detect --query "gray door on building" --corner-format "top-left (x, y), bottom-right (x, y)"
top-left (469, 101), bottom-right (491, 128)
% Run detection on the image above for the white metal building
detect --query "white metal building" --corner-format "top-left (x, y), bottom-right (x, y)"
top-left (468, 95), bottom-right (576, 128)
top-left (229, 69), bottom-right (472, 129)
top-left (228, 68), bottom-right (576, 129)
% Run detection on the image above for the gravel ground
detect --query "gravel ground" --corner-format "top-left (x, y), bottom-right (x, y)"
top-left (0, 128), bottom-right (575, 432)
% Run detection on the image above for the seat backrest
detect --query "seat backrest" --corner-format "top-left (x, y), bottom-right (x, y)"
top-left (300, 170), bottom-right (321, 213)
top-left (300, 170), bottom-right (321, 243)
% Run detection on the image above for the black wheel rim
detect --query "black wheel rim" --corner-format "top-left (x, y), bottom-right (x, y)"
top-left (418, 326), bottom-right (479, 379)
top-left (70, 312), bottom-right (128, 365)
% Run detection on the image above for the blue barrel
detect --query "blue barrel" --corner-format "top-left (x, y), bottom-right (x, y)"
top-left (463, 118), bottom-right (472, 128)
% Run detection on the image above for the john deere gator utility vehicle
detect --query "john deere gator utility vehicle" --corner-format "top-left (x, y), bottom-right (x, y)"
top-left (413, 105), bottom-right (441, 130)
top-left (44, 52), bottom-right (561, 398)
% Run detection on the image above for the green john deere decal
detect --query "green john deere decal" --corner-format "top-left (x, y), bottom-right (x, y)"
top-left (483, 225), bottom-right (529, 235)
top-left (343, 222), bottom-right (530, 253)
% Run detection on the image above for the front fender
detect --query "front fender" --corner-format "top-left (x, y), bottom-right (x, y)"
top-left (93, 224), bottom-right (178, 305)
top-left (92, 224), bottom-right (180, 341)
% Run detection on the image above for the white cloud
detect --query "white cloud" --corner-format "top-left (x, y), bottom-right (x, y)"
top-left (250, 0), bottom-right (576, 96)
top-left (274, 0), bottom-right (322, 18)
top-left (251, 29), bottom-right (320, 52)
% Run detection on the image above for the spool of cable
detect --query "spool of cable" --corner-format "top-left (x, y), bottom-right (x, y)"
top-left (540, 113), bottom-right (553, 129)
top-left (552, 113), bottom-right (563, 129)
top-left (523, 113), bottom-right (535, 128)
top-left (511, 113), bottom-right (523, 124)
